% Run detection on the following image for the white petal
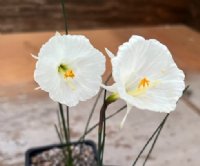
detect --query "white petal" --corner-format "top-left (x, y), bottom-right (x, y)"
top-left (72, 48), bottom-right (105, 76)
top-left (101, 83), bottom-right (117, 93)
top-left (129, 35), bottom-right (145, 42)
top-left (117, 66), bottom-right (185, 113)
top-left (49, 81), bottom-right (79, 107)
top-left (73, 76), bottom-right (102, 101)
top-left (105, 48), bottom-right (115, 59)
top-left (120, 103), bottom-right (132, 128)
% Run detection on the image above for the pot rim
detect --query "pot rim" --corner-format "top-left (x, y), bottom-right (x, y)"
top-left (25, 139), bottom-right (97, 166)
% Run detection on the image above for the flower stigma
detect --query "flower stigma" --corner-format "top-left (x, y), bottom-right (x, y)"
top-left (138, 77), bottom-right (150, 88)
top-left (128, 77), bottom-right (157, 96)
top-left (58, 64), bottom-right (75, 79)
top-left (58, 63), bottom-right (76, 90)
top-left (64, 69), bottom-right (75, 78)
top-left (58, 64), bottom-right (67, 73)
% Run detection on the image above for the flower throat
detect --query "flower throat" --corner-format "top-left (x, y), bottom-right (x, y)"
top-left (58, 64), bottom-right (75, 79)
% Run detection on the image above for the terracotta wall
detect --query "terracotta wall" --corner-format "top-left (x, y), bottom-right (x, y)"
top-left (0, 0), bottom-right (198, 33)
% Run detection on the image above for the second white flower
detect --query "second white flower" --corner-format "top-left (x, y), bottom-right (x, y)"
top-left (103, 35), bottom-right (185, 127)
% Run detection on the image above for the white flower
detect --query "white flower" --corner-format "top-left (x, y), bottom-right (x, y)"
top-left (103, 35), bottom-right (185, 127)
top-left (34, 32), bottom-right (105, 106)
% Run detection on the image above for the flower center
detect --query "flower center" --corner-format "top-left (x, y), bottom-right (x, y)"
top-left (64, 70), bottom-right (75, 78)
top-left (58, 63), bottom-right (76, 91)
top-left (58, 64), bottom-right (75, 79)
top-left (138, 77), bottom-right (150, 88)
top-left (128, 77), bottom-right (152, 96)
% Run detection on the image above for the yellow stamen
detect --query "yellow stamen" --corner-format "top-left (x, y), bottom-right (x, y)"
top-left (128, 77), bottom-right (151, 96)
top-left (58, 64), bottom-right (76, 90)
top-left (64, 69), bottom-right (75, 78)
top-left (138, 77), bottom-right (150, 88)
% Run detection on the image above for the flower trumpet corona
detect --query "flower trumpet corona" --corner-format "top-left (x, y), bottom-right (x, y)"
top-left (103, 35), bottom-right (185, 127)
top-left (34, 32), bottom-right (105, 106)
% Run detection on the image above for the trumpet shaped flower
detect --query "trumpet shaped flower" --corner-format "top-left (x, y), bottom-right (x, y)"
top-left (34, 32), bottom-right (105, 106)
top-left (103, 35), bottom-right (185, 127)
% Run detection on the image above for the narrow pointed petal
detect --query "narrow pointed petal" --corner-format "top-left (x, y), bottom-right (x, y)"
top-left (31, 54), bottom-right (38, 60)
top-left (120, 103), bottom-right (132, 129)
top-left (105, 48), bottom-right (115, 59)
top-left (34, 87), bottom-right (41, 90)
top-left (55, 31), bottom-right (61, 36)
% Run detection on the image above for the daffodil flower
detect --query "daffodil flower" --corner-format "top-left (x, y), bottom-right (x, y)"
top-left (34, 32), bottom-right (105, 106)
top-left (103, 35), bottom-right (185, 127)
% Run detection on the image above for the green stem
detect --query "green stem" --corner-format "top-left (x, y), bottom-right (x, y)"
top-left (142, 119), bottom-right (166, 166)
top-left (82, 74), bottom-right (112, 141)
top-left (59, 103), bottom-right (72, 166)
top-left (54, 124), bottom-right (68, 160)
top-left (66, 106), bottom-right (70, 142)
top-left (132, 113), bottom-right (169, 166)
top-left (54, 124), bottom-right (63, 144)
top-left (141, 85), bottom-right (190, 166)
top-left (99, 104), bottom-right (107, 164)
top-left (66, 106), bottom-right (73, 165)
top-left (60, 0), bottom-right (68, 34)
top-left (83, 88), bottom-right (103, 140)
top-left (56, 109), bottom-right (64, 141)
top-left (98, 99), bottom-right (109, 166)
top-left (79, 105), bottom-right (126, 141)
top-left (59, 103), bottom-right (69, 143)
top-left (100, 90), bottom-right (107, 164)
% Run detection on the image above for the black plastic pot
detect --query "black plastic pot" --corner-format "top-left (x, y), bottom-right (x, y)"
top-left (25, 140), bottom-right (98, 166)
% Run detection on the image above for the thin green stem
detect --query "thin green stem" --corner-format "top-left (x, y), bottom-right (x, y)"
top-left (79, 105), bottom-right (126, 141)
top-left (66, 106), bottom-right (73, 165)
top-left (54, 124), bottom-right (68, 160)
top-left (98, 129), bottom-right (102, 166)
top-left (132, 113), bottom-right (169, 166)
top-left (98, 88), bottom-right (110, 166)
top-left (59, 103), bottom-right (73, 166)
top-left (183, 85), bottom-right (189, 94)
top-left (101, 90), bottom-right (107, 164)
top-left (98, 102), bottom-right (108, 166)
top-left (66, 106), bottom-right (73, 166)
top-left (59, 103), bottom-right (68, 143)
top-left (66, 106), bottom-right (70, 142)
top-left (56, 109), bottom-right (64, 141)
top-left (142, 120), bottom-right (166, 166)
top-left (83, 88), bottom-right (103, 140)
top-left (54, 124), bottom-right (63, 144)
top-left (82, 74), bottom-right (112, 141)
top-left (60, 0), bottom-right (68, 34)
top-left (141, 85), bottom-right (190, 166)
